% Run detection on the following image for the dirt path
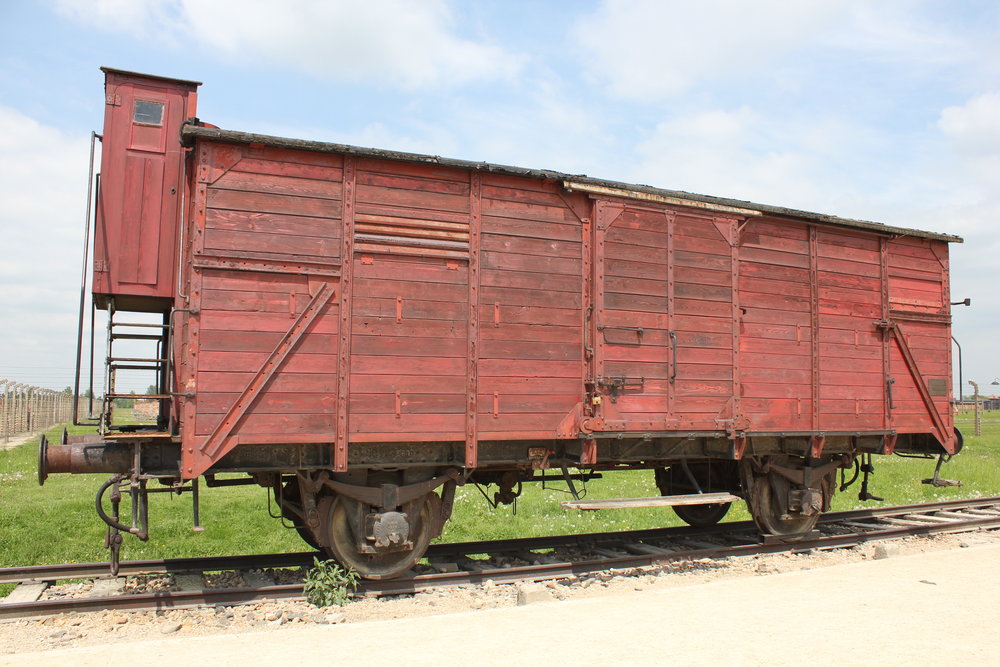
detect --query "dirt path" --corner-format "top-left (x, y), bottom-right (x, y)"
top-left (2, 530), bottom-right (999, 664)
top-left (0, 433), bottom-right (37, 451)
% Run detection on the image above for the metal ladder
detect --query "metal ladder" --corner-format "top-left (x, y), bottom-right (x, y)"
top-left (99, 302), bottom-right (171, 435)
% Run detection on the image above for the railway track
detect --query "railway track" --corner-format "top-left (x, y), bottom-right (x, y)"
top-left (2, 496), bottom-right (999, 620)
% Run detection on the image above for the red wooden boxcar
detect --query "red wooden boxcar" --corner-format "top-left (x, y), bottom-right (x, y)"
top-left (42, 69), bottom-right (963, 578)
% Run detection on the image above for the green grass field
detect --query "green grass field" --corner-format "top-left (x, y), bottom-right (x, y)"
top-left (1, 418), bottom-right (997, 579)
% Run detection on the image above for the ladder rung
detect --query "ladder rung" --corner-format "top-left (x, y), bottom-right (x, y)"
top-left (108, 357), bottom-right (167, 363)
top-left (110, 333), bottom-right (164, 341)
top-left (105, 393), bottom-right (170, 400)
top-left (112, 322), bottom-right (169, 329)
top-left (109, 364), bottom-right (163, 371)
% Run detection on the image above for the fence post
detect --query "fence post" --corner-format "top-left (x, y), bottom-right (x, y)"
top-left (0, 379), bottom-right (7, 443)
top-left (969, 380), bottom-right (981, 437)
top-left (0, 383), bottom-right (76, 442)
top-left (15, 384), bottom-right (23, 436)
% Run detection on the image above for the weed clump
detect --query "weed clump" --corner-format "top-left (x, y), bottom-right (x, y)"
top-left (303, 558), bottom-right (359, 607)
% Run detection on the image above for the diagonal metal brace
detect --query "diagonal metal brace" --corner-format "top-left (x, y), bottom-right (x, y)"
top-left (875, 318), bottom-right (955, 453)
top-left (199, 282), bottom-right (335, 465)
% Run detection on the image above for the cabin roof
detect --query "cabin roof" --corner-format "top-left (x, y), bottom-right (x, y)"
top-left (102, 66), bottom-right (202, 88)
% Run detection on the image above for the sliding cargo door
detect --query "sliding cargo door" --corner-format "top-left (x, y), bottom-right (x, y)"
top-left (591, 202), bottom-right (672, 429)
top-left (591, 201), bottom-right (737, 432)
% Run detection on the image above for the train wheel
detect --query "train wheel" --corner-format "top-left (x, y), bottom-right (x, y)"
top-left (673, 502), bottom-right (731, 528)
top-left (748, 473), bottom-right (819, 538)
top-left (655, 462), bottom-right (736, 528)
top-left (294, 524), bottom-right (322, 551)
top-left (319, 492), bottom-right (436, 580)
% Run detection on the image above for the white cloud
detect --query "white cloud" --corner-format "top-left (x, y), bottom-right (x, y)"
top-left (0, 106), bottom-right (90, 389)
top-left (913, 91), bottom-right (1000, 217)
top-left (927, 94), bottom-right (1000, 385)
top-left (52, 0), bottom-right (184, 41)
top-left (572, 1), bottom-right (977, 101)
top-left (425, 80), bottom-right (613, 178)
top-left (630, 107), bottom-right (887, 215)
top-left (53, 0), bottom-right (524, 89)
top-left (0, 107), bottom-right (90, 237)
top-left (827, 2), bottom-right (973, 66)
top-left (939, 92), bottom-right (1000, 156)
top-left (572, 0), bottom-right (841, 100)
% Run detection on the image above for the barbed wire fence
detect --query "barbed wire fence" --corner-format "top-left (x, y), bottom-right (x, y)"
top-left (0, 379), bottom-right (86, 444)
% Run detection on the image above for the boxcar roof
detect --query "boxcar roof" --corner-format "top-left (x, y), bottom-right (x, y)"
top-left (182, 125), bottom-right (962, 244)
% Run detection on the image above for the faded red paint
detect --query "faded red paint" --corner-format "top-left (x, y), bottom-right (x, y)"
top-left (94, 68), bottom-right (199, 311)
top-left (173, 138), bottom-right (955, 478)
top-left (91, 71), bottom-right (957, 479)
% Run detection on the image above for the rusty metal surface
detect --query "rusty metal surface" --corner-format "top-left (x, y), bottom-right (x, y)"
top-left (335, 156), bottom-right (357, 473)
top-left (465, 172), bottom-right (482, 468)
top-left (44, 439), bottom-right (132, 475)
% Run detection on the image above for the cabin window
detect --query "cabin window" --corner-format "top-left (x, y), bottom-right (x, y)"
top-left (133, 100), bottom-right (164, 126)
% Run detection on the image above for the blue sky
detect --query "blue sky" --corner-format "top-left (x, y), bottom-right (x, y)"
top-left (1, 0), bottom-right (998, 396)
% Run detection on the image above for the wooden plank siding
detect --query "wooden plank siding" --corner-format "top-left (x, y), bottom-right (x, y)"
top-left (814, 229), bottom-right (885, 431)
top-left (347, 160), bottom-right (471, 443)
top-left (738, 219), bottom-right (812, 431)
top-left (671, 215), bottom-right (735, 424)
top-left (349, 254), bottom-right (469, 441)
top-left (592, 206), bottom-right (734, 430)
top-left (178, 136), bottom-right (955, 477)
top-left (885, 236), bottom-right (953, 439)
top-left (477, 175), bottom-right (584, 438)
top-left (182, 143), bottom-right (343, 475)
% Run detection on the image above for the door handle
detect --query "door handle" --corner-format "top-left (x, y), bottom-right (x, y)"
top-left (669, 330), bottom-right (677, 383)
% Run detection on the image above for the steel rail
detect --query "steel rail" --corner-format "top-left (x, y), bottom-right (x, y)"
top-left (5, 495), bottom-right (996, 586)
top-left (0, 552), bottom-right (318, 587)
top-left (1, 496), bottom-right (998, 620)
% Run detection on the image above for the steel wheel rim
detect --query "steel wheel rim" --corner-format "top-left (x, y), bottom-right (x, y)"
top-left (674, 501), bottom-right (732, 527)
top-left (322, 494), bottom-right (433, 580)
top-left (750, 475), bottom-right (819, 538)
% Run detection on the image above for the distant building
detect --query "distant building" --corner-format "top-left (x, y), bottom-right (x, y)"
top-left (957, 395), bottom-right (999, 412)
top-left (132, 400), bottom-right (159, 420)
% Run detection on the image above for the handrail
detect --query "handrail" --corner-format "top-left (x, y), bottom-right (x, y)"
top-left (72, 131), bottom-right (100, 425)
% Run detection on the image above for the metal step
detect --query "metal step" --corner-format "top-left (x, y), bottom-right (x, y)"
top-left (104, 431), bottom-right (173, 439)
top-left (105, 393), bottom-right (170, 400)
top-left (110, 333), bottom-right (164, 341)
top-left (108, 357), bottom-right (167, 363)
top-left (561, 492), bottom-right (741, 511)
top-left (108, 364), bottom-right (162, 371)
top-left (111, 322), bottom-right (168, 329)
